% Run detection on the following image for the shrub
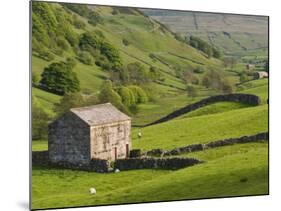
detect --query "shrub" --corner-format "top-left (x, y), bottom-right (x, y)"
top-left (65, 57), bottom-right (77, 69)
top-left (38, 50), bottom-right (55, 61)
top-left (193, 66), bottom-right (205, 74)
top-left (112, 8), bottom-right (119, 15)
top-left (100, 42), bottom-right (122, 68)
top-left (99, 80), bottom-right (125, 110)
top-left (239, 72), bottom-right (249, 83)
top-left (56, 37), bottom-right (70, 50)
top-left (32, 72), bottom-right (40, 86)
top-left (126, 62), bottom-right (151, 84)
top-left (54, 92), bottom-right (85, 115)
top-left (122, 38), bottom-right (130, 46)
top-left (202, 69), bottom-right (233, 93)
top-left (128, 85), bottom-right (148, 103)
top-left (78, 51), bottom-right (93, 65)
top-left (40, 61), bottom-right (80, 95)
top-left (72, 15), bottom-right (86, 29)
top-left (117, 86), bottom-right (136, 107)
top-left (186, 85), bottom-right (198, 98)
top-left (221, 81), bottom-right (233, 94)
top-left (79, 32), bottom-right (102, 51)
top-left (32, 95), bottom-right (51, 140)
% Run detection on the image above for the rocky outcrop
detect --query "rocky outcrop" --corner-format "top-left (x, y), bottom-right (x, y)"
top-left (146, 93), bottom-right (261, 126)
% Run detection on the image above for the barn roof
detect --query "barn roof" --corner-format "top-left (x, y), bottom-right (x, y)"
top-left (70, 103), bottom-right (131, 126)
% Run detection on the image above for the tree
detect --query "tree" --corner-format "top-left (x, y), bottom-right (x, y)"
top-left (98, 80), bottom-right (126, 111)
top-left (186, 85), bottom-right (198, 98)
top-left (54, 92), bottom-right (85, 115)
top-left (126, 62), bottom-right (150, 84)
top-left (100, 42), bottom-right (122, 68)
top-left (79, 32), bottom-right (102, 52)
top-left (127, 85), bottom-right (148, 103)
top-left (239, 72), bottom-right (249, 83)
top-left (40, 61), bottom-right (80, 95)
top-left (117, 86), bottom-right (136, 107)
top-left (221, 81), bottom-right (233, 94)
top-left (32, 72), bottom-right (40, 86)
top-left (65, 57), bottom-right (77, 69)
top-left (202, 69), bottom-right (234, 93)
top-left (122, 38), bottom-right (130, 46)
top-left (193, 66), bottom-right (205, 74)
top-left (223, 57), bottom-right (237, 69)
top-left (78, 51), bottom-right (93, 65)
top-left (56, 36), bottom-right (70, 50)
top-left (32, 95), bottom-right (51, 140)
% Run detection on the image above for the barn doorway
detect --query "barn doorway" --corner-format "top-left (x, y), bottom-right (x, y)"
top-left (126, 144), bottom-right (129, 158)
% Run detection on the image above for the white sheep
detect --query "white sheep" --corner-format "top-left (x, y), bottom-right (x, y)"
top-left (89, 187), bottom-right (96, 195)
top-left (115, 168), bottom-right (120, 173)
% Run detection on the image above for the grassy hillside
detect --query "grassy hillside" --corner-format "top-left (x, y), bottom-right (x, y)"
top-left (142, 9), bottom-right (268, 57)
top-left (31, 2), bottom-right (269, 210)
top-left (133, 104), bottom-right (268, 151)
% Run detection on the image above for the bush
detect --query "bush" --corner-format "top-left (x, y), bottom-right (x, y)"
top-left (78, 51), bottom-right (93, 65)
top-left (117, 86), bottom-right (136, 107)
top-left (100, 42), bottom-right (122, 68)
top-left (126, 62), bottom-right (151, 84)
top-left (79, 32), bottom-right (102, 51)
top-left (99, 80), bottom-right (125, 110)
top-left (54, 92), bottom-right (85, 115)
top-left (112, 8), bottom-right (119, 15)
top-left (38, 50), bottom-right (55, 61)
top-left (122, 38), bottom-right (130, 46)
top-left (188, 36), bottom-right (221, 59)
top-left (56, 37), bottom-right (70, 50)
top-left (201, 69), bottom-right (233, 93)
top-left (128, 85), bottom-right (148, 103)
top-left (32, 72), bottom-right (40, 86)
top-left (72, 15), bottom-right (86, 29)
top-left (88, 11), bottom-right (102, 26)
top-left (32, 95), bottom-right (51, 140)
top-left (65, 57), bottom-right (77, 69)
top-left (40, 61), bottom-right (80, 95)
top-left (193, 66), bottom-right (205, 74)
top-left (239, 72), bottom-right (249, 83)
top-left (221, 81), bottom-right (233, 94)
top-left (186, 85), bottom-right (198, 98)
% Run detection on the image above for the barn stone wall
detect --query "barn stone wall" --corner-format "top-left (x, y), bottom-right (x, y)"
top-left (90, 120), bottom-right (131, 161)
top-left (48, 112), bottom-right (91, 165)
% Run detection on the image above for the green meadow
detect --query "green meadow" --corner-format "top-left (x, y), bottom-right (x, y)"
top-left (31, 2), bottom-right (268, 210)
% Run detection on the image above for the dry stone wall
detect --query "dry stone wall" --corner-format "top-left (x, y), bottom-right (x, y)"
top-left (143, 132), bottom-right (269, 157)
top-left (115, 157), bottom-right (202, 170)
top-left (146, 93), bottom-right (261, 126)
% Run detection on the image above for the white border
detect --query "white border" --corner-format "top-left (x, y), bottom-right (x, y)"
top-left (1, 0), bottom-right (280, 211)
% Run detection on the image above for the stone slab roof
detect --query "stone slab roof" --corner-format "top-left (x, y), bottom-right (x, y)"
top-left (70, 103), bottom-right (131, 126)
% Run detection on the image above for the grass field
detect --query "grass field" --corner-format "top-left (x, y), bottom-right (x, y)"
top-left (31, 2), bottom-right (269, 210)
top-left (132, 104), bottom-right (268, 151)
top-left (32, 142), bottom-right (268, 209)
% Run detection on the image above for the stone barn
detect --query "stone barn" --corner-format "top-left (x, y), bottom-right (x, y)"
top-left (48, 103), bottom-right (131, 165)
top-left (253, 71), bottom-right (268, 79)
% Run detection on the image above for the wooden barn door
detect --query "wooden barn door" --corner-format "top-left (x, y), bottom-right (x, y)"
top-left (126, 144), bottom-right (129, 158)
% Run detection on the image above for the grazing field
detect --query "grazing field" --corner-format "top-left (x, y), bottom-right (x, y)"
top-left (31, 2), bottom-right (269, 210)
top-left (32, 142), bottom-right (268, 209)
top-left (132, 104), bottom-right (268, 151)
